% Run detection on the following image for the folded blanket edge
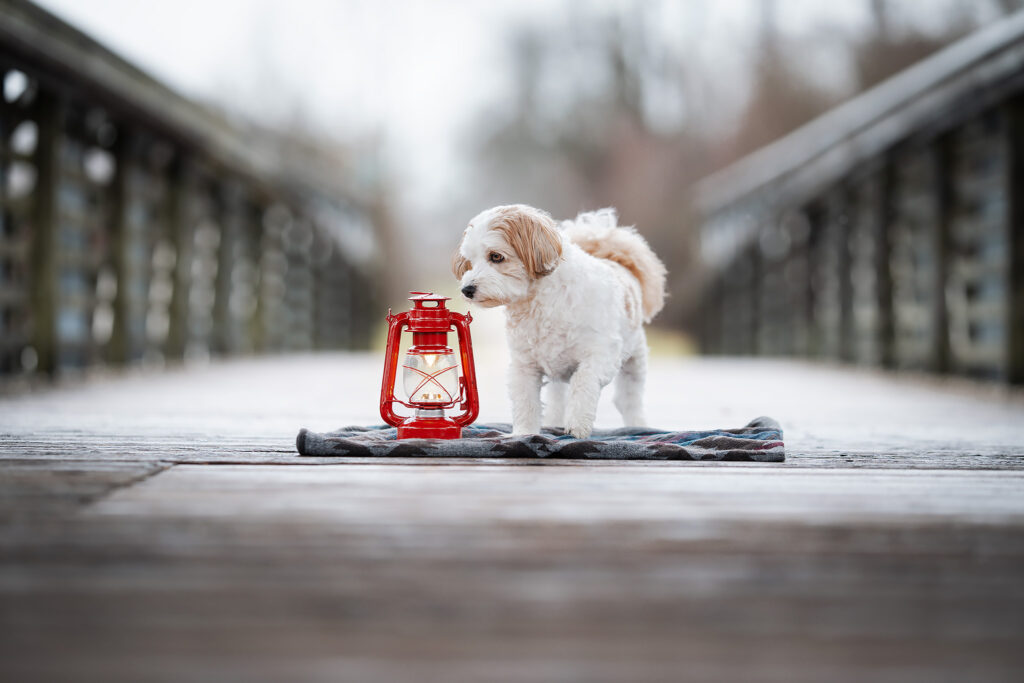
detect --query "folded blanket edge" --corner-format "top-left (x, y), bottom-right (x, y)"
top-left (295, 419), bottom-right (784, 461)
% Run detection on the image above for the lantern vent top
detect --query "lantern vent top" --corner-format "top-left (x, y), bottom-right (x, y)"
top-left (408, 291), bottom-right (451, 310)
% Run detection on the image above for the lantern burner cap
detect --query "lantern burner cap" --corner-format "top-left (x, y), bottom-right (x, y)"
top-left (408, 291), bottom-right (450, 302)
top-left (407, 291), bottom-right (453, 314)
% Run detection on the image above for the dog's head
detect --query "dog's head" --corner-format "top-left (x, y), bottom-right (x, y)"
top-left (452, 204), bottom-right (563, 307)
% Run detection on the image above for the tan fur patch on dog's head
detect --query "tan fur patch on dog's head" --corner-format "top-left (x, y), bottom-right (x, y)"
top-left (489, 205), bottom-right (562, 278)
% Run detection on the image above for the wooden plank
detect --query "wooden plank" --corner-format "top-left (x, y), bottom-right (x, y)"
top-left (211, 180), bottom-right (243, 356)
top-left (932, 136), bottom-right (953, 374)
top-left (890, 147), bottom-right (943, 372)
top-left (0, 145), bottom-right (32, 163)
top-left (0, 332), bottom-right (28, 349)
top-left (0, 459), bottom-right (166, 519)
top-left (86, 463), bottom-right (1024, 527)
top-left (835, 191), bottom-right (854, 362)
top-left (1, 354), bottom-right (1022, 469)
top-left (257, 206), bottom-right (288, 352)
top-left (2, 462), bottom-right (1023, 682)
top-left (107, 129), bottom-right (155, 366)
top-left (106, 128), bottom-right (131, 365)
top-left (3, 435), bottom-right (1024, 469)
top-left (1, 355), bottom-right (1023, 680)
top-left (164, 158), bottom-right (193, 362)
top-left (0, 284), bottom-right (27, 305)
top-left (849, 177), bottom-right (880, 365)
top-left (284, 217), bottom-right (315, 352)
top-left (747, 243), bottom-right (760, 355)
top-left (0, 192), bottom-right (32, 212)
top-left (28, 89), bottom-right (62, 376)
top-left (805, 203), bottom-right (826, 358)
top-left (790, 210), bottom-right (814, 357)
top-left (1006, 97), bottom-right (1024, 384)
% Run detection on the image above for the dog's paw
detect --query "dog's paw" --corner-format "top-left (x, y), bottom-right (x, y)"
top-left (566, 421), bottom-right (593, 439)
top-left (511, 422), bottom-right (542, 436)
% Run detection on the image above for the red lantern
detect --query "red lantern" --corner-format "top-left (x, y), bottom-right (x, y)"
top-left (380, 291), bottom-right (479, 439)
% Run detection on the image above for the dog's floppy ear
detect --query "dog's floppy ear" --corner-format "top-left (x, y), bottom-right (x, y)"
top-left (452, 249), bottom-right (471, 279)
top-left (495, 205), bottom-right (563, 278)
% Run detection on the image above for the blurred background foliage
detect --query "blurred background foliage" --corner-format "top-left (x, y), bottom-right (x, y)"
top-left (28, 0), bottom-right (1024, 325)
top-left (461, 0), bottom-right (1024, 327)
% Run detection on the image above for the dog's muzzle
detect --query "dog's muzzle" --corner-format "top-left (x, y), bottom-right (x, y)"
top-left (461, 285), bottom-right (476, 299)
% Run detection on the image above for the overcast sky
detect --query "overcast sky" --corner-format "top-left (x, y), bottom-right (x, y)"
top-left (35, 0), bottom-right (889, 213)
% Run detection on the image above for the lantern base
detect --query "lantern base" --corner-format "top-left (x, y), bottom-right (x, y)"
top-left (396, 416), bottom-right (463, 440)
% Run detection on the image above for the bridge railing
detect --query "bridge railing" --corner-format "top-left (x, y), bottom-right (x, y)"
top-left (0, 0), bottom-right (380, 378)
top-left (691, 12), bottom-right (1024, 384)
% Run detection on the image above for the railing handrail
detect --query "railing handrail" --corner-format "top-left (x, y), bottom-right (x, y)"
top-left (0, 0), bottom-right (381, 378)
top-left (0, 0), bottom-right (350, 207)
top-left (692, 9), bottom-right (1024, 218)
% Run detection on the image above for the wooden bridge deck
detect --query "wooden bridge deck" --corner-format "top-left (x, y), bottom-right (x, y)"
top-left (2, 354), bottom-right (1024, 682)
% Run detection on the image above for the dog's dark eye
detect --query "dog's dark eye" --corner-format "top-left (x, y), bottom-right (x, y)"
top-left (488, 252), bottom-right (505, 264)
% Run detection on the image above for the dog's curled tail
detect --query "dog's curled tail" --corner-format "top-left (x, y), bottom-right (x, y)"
top-left (561, 208), bottom-right (666, 322)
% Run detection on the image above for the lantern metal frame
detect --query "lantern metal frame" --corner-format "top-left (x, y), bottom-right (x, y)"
top-left (379, 292), bottom-right (479, 439)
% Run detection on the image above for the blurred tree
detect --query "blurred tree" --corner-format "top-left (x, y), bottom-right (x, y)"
top-left (853, 0), bottom-right (977, 91)
top-left (996, 0), bottom-right (1024, 14)
top-left (727, 0), bottom-right (837, 163)
top-left (470, 0), bottom-right (1020, 329)
top-left (473, 7), bottom-right (709, 325)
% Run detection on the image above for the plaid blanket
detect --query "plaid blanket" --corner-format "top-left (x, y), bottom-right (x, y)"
top-left (296, 417), bottom-right (784, 462)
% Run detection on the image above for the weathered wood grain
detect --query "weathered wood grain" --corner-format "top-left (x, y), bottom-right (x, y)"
top-left (3, 464), bottom-right (1024, 682)
top-left (0, 460), bottom-right (166, 519)
top-left (1, 354), bottom-right (1022, 468)
top-left (1, 354), bottom-right (1023, 681)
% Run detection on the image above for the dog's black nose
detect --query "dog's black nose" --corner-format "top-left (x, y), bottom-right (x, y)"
top-left (461, 284), bottom-right (477, 299)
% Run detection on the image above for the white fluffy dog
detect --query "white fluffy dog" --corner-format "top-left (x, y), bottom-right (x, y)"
top-left (453, 204), bottom-right (666, 438)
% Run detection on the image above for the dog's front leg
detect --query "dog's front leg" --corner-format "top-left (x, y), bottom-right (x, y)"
top-left (564, 359), bottom-right (615, 439)
top-left (509, 362), bottom-right (544, 435)
top-left (543, 381), bottom-right (567, 429)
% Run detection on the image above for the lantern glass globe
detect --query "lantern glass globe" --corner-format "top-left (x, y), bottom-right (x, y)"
top-left (402, 350), bottom-right (459, 404)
